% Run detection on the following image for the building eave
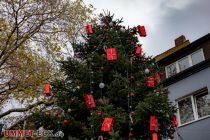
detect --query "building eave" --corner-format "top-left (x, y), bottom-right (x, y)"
top-left (155, 40), bottom-right (190, 62)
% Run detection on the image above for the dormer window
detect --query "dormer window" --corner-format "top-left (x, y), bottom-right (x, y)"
top-left (166, 49), bottom-right (205, 78)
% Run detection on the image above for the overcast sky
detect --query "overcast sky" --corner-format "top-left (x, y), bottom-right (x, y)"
top-left (83, 0), bottom-right (210, 56)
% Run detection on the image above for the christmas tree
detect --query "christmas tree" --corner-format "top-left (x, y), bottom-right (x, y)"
top-left (34, 13), bottom-right (177, 140)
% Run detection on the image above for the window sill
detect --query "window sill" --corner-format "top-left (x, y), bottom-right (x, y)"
top-left (178, 115), bottom-right (210, 128)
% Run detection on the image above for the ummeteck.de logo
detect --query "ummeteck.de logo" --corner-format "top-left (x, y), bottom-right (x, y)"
top-left (2, 129), bottom-right (64, 137)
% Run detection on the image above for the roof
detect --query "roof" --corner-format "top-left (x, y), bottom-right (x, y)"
top-left (155, 40), bottom-right (190, 62)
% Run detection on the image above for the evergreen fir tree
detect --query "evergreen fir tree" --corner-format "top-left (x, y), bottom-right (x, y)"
top-left (34, 12), bottom-right (177, 140)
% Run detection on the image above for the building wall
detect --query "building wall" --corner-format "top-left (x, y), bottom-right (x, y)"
top-left (202, 39), bottom-right (210, 60)
top-left (167, 67), bottom-right (210, 140)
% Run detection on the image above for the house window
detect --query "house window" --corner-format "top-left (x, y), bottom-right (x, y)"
top-left (177, 88), bottom-right (210, 125)
top-left (191, 50), bottom-right (204, 65)
top-left (195, 92), bottom-right (210, 118)
top-left (165, 49), bottom-right (205, 78)
top-left (178, 56), bottom-right (190, 71)
top-left (178, 97), bottom-right (194, 124)
top-left (166, 63), bottom-right (177, 77)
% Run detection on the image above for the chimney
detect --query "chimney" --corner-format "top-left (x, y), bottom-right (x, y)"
top-left (175, 35), bottom-right (186, 47)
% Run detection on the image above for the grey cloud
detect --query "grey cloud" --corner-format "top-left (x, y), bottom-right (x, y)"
top-left (83, 0), bottom-right (210, 56)
top-left (146, 0), bottom-right (210, 56)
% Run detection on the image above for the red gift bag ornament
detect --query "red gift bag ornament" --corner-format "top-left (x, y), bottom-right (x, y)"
top-left (84, 94), bottom-right (96, 108)
top-left (171, 115), bottom-right (178, 127)
top-left (101, 118), bottom-right (113, 132)
top-left (147, 76), bottom-right (155, 88)
top-left (86, 24), bottom-right (93, 34)
top-left (137, 25), bottom-right (147, 37)
top-left (155, 73), bottom-right (161, 84)
top-left (44, 83), bottom-right (51, 96)
top-left (106, 48), bottom-right (117, 61)
top-left (150, 116), bottom-right (158, 131)
top-left (136, 45), bottom-right (142, 56)
top-left (152, 133), bottom-right (158, 140)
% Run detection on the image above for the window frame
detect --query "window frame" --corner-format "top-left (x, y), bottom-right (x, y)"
top-left (178, 56), bottom-right (190, 72)
top-left (165, 62), bottom-right (177, 78)
top-left (165, 49), bottom-right (205, 78)
top-left (177, 96), bottom-right (195, 125)
top-left (191, 49), bottom-right (205, 65)
top-left (194, 91), bottom-right (210, 119)
top-left (176, 87), bottom-right (210, 126)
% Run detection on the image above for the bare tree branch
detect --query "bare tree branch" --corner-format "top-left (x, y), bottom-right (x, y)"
top-left (0, 100), bottom-right (55, 118)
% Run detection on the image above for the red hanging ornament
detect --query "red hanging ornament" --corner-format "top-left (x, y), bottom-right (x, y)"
top-left (63, 119), bottom-right (69, 125)
top-left (98, 136), bottom-right (103, 140)
top-left (128, 132), bottom-right (133, 138)
top-left (152, 133), bottom-right (158, 140)
top-left (92, 45), bottom-right (97, 49)
top-left (97, 112), bottom-right (102, 117)
top-left (86, 24), bottom-right (93, 34)
top-left (130, 91), bottom-right (135, 97)
top-left (101, 118), bottom-right (113, 132)
top-left (129, 111), bottom-right (135, 116)
top-left (137, 25), bottom-right (147, 37)
top-left (147, 76), bottom-right (155, 88)
top-left (130, 75), bottom-right (135, 81)
top-left (106, 48), bottom-right (117, 61)
top-left (150, 116), bottom-right (158, 131)
top-left (155, 73), bottom-right (161, 84)
top-left (130, 57), bottom-right (133, 64)
top-left (171, 115), bottom-right (178, 127)
top-left (130, 41), bottom-right (135, 46)
top-left (84, 94), bottom-right (96, 109)
top-left (105, 35), bottom-right (109, 40)
top-left (136, 45), bottom-right (142, 56)
top-left (100, 66), bottom-right (104, 71)
top-left (44, 83), bottom-right (51, 96)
